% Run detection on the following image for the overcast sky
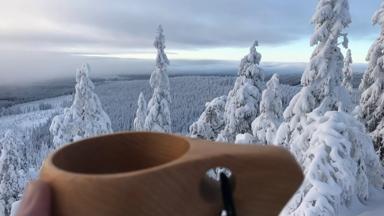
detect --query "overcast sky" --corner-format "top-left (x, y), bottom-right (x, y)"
top-left (0, 0), bottom-right (381, 85)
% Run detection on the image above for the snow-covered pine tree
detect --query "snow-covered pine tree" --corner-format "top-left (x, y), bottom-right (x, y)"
top-left (251, 74), bottom-right (283, 144)
top-left (359, 1), bottom-right (384, 161)
top-left (189, 96), bottom-right (227, 140)
top-left (359, 1), bottom-right (384, 92)
top-left (133, 92), bottom-right (147, 131)
top-left (342, 49), bottom-right (353, 92)
top-left (49, 63), bottom-right (112, 147)
top-left (144, 25), bottom-right (172, 133)
top-left (283, 111), bottom-right (383, 216)
top-left (0, 130), bottom-right (28, 216)
top-left (274, 0), bottom-right (352, 149)
top-left (217, 41), bottom-right (264, 142)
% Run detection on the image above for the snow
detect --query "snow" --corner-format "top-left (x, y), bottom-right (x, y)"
top-left (274, 1), bottom-right (384, 215)
top-left (49, 63), bottom-right (112, 147)
top-left (0, 93), bottom-right (64, 216)
top-left (340, 189), bottom-right (384, 216)
top-left (96, 76), bottom-right (233, 134)
top-left (359, 1), bottom-right (384, 162)
top-left (0, 109), bottom-right (59, 135)
top-left (0, 131), bottom-right (30, 216)
top-left (189, 95), bottom-right (227, 140)
top-left (251, 74), bottom-right (283, 144)
top-left (342, 49), bottom-right (353, 92)
top-left (96, 76), bottom-right (298, 134)
top-left (301, 0), bottom-right (351, 110)
top-left (217, 41), bottom-right (264, 142)
top-left (0, 95), bottom-right (71, 117)
top-left (1, 2), bottom-right (384, 216)
top-left (275, 0), bottom-right (353, 148)
top-left (144, 25), bottom-right (172, 133)
top-left (133, 92), bottom-right (147, 131)
top-left (281, 111), bottom-right (383, 216)
top-left (0, 72), bottom-right (382, 215)
top-left (9, 200), bottom-right (20, 216)
top-left (235, 133), bottom-right (254, 144)
top-left (0, 75), bottom-right (296, 136)
top-left (359, 1), bottom-right (384, 92)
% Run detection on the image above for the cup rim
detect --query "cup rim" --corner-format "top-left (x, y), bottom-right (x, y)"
top-left (43, 131), bottom-right (191, 178)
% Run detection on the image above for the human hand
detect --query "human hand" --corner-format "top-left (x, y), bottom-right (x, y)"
top-left (15, 181), bottom-right (51, 216)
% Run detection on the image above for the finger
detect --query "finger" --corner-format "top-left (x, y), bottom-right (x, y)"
top-left (16, 180), bottom-right (51, 216)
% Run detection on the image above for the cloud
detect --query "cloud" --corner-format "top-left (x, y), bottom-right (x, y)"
top-left (0, 0), bottom-right (380, 85)
top-left (0, 0), bottom-right (380, 52)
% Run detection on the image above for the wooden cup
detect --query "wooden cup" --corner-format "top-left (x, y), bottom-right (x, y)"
top-left (40, 132), bottom-right (303, 216)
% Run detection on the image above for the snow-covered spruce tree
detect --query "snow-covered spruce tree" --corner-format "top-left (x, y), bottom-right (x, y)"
top-left (0, 130), bottom-right (28, 216)
top-left (49, 63), bottom-right (112, 147)
top-left (359, 1), bottom-right (384, 92)
top-left (359, 1), bottom-right (384, 161)
top-left (360, 57), bottom-right (384, 160)
top-left (342, 49), bottom-right (353, 92)
top-left (274, 0), bottom-right (352, 149)
top-left (144, 25), bottom-right (172, 133)
top-left (276, 1), bottom-right (384, 215)
top-left (189, 96), bottom-right (227, 140)
top-left (251, 74), bottom-right (283, 144)
top-left (217, 41), bottom-right (264, 142)
top-left (133, 92), bottom-right (147, 131)
top-left (283, 111), bottom-right (383, 216)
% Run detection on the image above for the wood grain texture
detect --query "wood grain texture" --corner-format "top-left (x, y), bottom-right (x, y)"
top-left (40, 132), bottom-right (303, 216)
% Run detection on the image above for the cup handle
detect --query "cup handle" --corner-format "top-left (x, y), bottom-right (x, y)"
top-left (160, 137), bottom-right (304, 216)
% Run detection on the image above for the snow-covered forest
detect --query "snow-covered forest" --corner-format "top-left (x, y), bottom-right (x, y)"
top-left (2, 0), bottom-right (384, 216)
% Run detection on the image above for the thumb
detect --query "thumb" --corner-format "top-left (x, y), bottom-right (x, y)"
top-left (16, 181), bottom-right (51, 216)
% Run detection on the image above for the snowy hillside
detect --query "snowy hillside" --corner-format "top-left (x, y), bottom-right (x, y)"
top-left (0, 75), bottom-right (299, 135)
top-left (100, 76), bottom-right (299, 134)
top-left (0, 95), bottom-right (71, 117)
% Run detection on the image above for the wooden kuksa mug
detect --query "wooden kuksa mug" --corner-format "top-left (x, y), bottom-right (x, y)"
top-left (40, 132), bottom-right (303, 216)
